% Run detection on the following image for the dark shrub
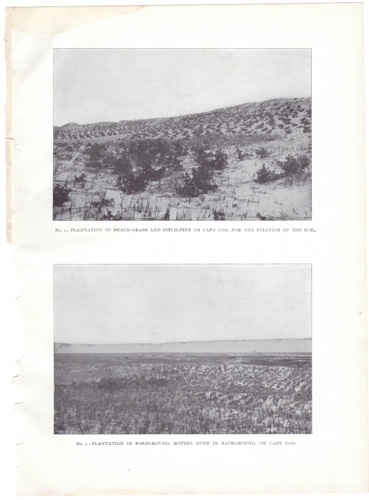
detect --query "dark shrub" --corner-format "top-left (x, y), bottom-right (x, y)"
top-left (117, 171), bottom-right (149, 194)
top-left (54, 185), bottom-right (71, 206)
top-left (162, 207), bottom-right (170, 220)
top-left (213, 209), bottom-right (226, 220)
top-left (277, 154), bottom-right (310, 176)
top-left (236, 147), bottom-right (245, 160)
top-left (254, 164), bottom-right (279, 184)
top-left (255, 147), bottom-right (269, 158)
top-left (194, 145), bottom-right (227, 171)
top-left (85, 142), bottom-right (106, 169)
top-left (177, 165), bottom-right (215, 197)
top-left (113, 153), bottom-right (132, 175)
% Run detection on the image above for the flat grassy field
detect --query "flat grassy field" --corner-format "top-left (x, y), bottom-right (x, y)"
top-left (54, 352), bottom-right (312, 434)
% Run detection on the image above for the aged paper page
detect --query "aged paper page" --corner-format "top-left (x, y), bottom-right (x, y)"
top-left (6, 3), bottom-right (368, 495)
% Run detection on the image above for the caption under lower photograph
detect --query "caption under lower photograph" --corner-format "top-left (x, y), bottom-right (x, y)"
top-left (54, 264), bottom-right (312, 434)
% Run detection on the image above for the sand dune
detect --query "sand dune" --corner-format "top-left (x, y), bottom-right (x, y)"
top-left (55, 338), bottom-right (311, 354)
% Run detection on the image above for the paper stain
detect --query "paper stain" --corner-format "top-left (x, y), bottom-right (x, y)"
top-left (4, 6), bottom-right (143, 244)
top-left (5, 6), bottom-right (143, 35)
top-left (4, 10), bottom-right (15, 244)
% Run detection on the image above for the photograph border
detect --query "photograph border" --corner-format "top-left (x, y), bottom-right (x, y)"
top-left (53, 48), bottom-right (313, 222)
top-left (53, 262), bottom-right (313, 436)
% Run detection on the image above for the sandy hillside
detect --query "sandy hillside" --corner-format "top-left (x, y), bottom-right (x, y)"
top-left (54, 97), bottom-right (311, 221)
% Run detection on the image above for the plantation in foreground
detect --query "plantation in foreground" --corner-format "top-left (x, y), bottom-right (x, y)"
top-left (54, 353), bottom-right (312, 434)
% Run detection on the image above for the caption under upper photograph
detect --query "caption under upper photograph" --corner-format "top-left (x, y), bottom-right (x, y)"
top-left (54, 264), bottom-right (312, 434)
top-left (53, 49), bottom-right (312, 221)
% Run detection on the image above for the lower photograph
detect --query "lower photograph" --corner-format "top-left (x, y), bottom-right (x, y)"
top-left (54, 264), bottom-right (312, 434)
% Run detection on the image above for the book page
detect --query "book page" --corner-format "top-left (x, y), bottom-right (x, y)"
top-left (6, 3), bottom-right (368, 495)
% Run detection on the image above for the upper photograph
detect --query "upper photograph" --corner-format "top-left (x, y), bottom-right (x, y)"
top-left (53, 49), bottom-right (312, 221)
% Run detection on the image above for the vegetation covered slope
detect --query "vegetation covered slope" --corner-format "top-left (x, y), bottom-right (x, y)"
top-left (53, 97), bottom-right (311, 221)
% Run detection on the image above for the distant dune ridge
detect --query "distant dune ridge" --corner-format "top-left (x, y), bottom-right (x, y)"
top-left (54, 338), bottom-right (312, 354)
top-left (54, 97), bottom-right (311, 143)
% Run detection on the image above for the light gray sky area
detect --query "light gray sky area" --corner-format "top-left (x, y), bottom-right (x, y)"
top-left (54, 49), bottom-right (311, 126)
top-left (54, 265), bottom-right (311, 345)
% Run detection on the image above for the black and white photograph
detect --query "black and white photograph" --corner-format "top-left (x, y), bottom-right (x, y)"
top-left (53, 49), bottom-right (312, 221)
top-left (10, 2), bottom-right (369, 494)
top-left (54, 264), bottom-right (312, 434)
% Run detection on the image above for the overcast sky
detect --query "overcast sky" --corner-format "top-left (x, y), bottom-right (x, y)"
top-left (54, 49), bottom-right (311, 126)
top-left (54, 265), bottom-right (311, 345)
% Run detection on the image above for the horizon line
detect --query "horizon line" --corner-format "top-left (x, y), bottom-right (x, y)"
top-left (55, 338), bottom-right (312, 346)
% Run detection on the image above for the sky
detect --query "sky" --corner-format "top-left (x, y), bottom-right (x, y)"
top-left (54, 265), bottom-right (311, 344)
top-left (54, 49), bottom-right (311, 126)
